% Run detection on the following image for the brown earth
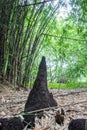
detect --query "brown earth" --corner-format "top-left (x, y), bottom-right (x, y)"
top-left (0, 85), bottom-right (87, 130)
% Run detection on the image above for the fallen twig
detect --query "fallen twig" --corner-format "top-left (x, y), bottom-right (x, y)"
top-left (53, 90), bottom-right (87, 97)
top-left (34, 125), bottom-right (50, 130)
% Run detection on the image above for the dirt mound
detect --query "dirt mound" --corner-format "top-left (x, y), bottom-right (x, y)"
top-left (24, 56), bottom-right (57, 127)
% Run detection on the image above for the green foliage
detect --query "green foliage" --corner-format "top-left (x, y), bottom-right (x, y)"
top-left (0, 0), bottom-right (87, 87)
top-left (38, 0), bottom-right (87, 84)
top-left (48, 82), bottom-right (87, 89)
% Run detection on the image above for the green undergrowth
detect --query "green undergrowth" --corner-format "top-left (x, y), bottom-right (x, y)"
top-left (48, 82), bottom-right (87, 89)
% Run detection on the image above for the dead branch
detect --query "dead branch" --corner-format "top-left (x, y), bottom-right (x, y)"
top-left (53, 90), bottom-right (87, 97)
top-left (34, 125), bottom-right (50, 130)
top-left (0, 99), bottom-right (26, 107)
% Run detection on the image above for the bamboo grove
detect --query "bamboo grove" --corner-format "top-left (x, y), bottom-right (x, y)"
top-left (0, 0), bottom-right (61, 86)
top-left (0, 0), bottom-right (87, 87)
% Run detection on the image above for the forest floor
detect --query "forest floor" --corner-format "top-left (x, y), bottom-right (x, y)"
top-left (0, 84), bottom-right (87, 130)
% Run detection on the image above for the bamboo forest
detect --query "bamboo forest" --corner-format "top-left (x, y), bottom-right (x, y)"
top-left (0, 0), bottom-right (87, 130)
